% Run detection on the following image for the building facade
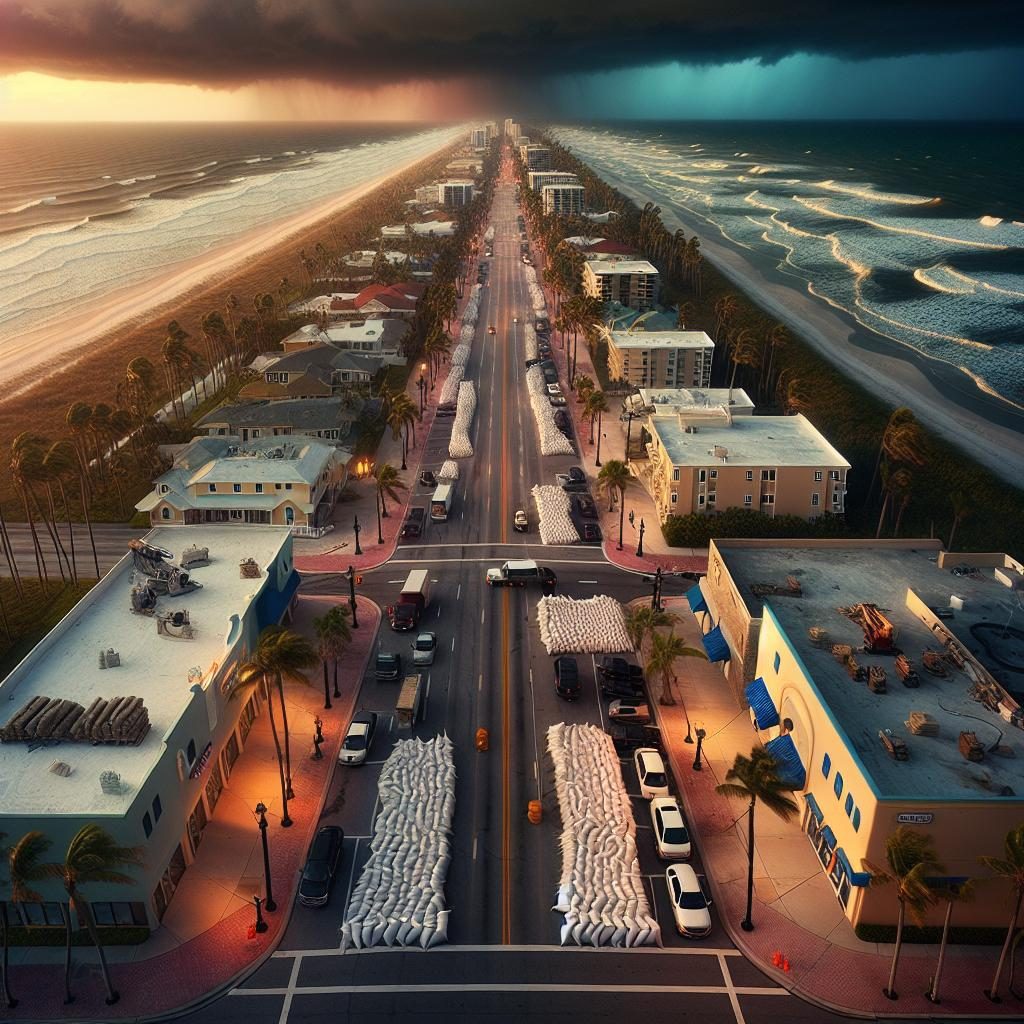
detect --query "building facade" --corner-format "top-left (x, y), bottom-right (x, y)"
top-left (0, 527), bottom-right (299, 933)
top-left (604, 328), bottom-right (714, 389)
top-left (439, 180), bottom-right (475, 207)
top-left (583, 259), bottom-right (660, 312)
top-left (528, 171), bottom-right (579, 192)
top-left (196, 398), bottom-right (358, 445)
top-left (470, 126), bottom-right (488, 149)
top-left (520, 145), bottom-right (551, 171)
top-left (240, 345), bottom-right (383, 400)
top-left (542, 184), bottom-right (585, 216)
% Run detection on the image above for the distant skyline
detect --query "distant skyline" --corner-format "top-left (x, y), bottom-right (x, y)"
top-left (1, 0), bottom-right (1022, 122)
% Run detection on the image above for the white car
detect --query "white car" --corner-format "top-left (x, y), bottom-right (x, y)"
top-left (513, 509), bottom-right (528, 532)
top-left (666, 864), bottom-right (712, 938)
top-left (513, 316), bottom-right (519, 323)
top-left (411, 631), bottom-right (437, 666)
top-left (338, 711), bottom-right (377, 766)
top-left (650, 797), bottom-right (691, 859)
top-left (634, 747), bottom-right (669, 799)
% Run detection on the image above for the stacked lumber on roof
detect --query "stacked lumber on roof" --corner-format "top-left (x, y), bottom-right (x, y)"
top-left (906, 711), bottom-right (939, 737)
top-left (0, 695), bottom-right (149, 745)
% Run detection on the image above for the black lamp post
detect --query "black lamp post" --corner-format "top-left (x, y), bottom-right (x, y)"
top-left (400, 432), bottom-right (407, 471)
top-left (353, 514), bottom-right (362, 556)
top-left (347, 564), bottom-right (359, 628)
top-left (693, 727), bottom-right (707, 770)
top-left (625, 409), bottom-right (636, 464)
top-left (254, 895), bottom-right (268, 934)
top-left (417, 365), bottom-right (427, 419)
top-left (254, 802), bottom-right (276, 911)
top-left (636, 517), bottom-right (645, 558)
top-left (376, 490), bottom-right (384, 545)
top-left (596, 412), bottom-right (604, 467)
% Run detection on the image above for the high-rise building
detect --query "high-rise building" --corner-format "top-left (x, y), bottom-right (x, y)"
top-left (582, 259), bottom-right (660, 311)
top-left (439, 180), bottom-right (475, 208)
top-left (528, 171), bottom-right (579, 192)
top-left (542, 184), bottom-right (585, 216)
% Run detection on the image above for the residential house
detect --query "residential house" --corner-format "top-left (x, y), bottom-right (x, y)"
top-left (239, 345), bottom-right (383, 400)
top-left (280, 319), bottom-right (409, 361)
top-left (196, 397), bottom-right (359, 445)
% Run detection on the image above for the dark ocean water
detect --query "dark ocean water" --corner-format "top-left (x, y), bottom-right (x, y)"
top-left (548, 121), bottom-right (1024, 408)
top-left (0, 122), bottom-right (459, 347)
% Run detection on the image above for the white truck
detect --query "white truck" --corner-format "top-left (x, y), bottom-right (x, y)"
top-left (430, 483), bottom-right (454, 521)
top-left (486, 559), bottom-right (540, 588)
top-left (395, 673), bottom-right (424, 732)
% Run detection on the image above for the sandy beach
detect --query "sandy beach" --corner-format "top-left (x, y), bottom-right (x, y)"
top-left (602, 172), bottom-right (1024, 487)
top-left (1, 142), bottom-right (453, 399)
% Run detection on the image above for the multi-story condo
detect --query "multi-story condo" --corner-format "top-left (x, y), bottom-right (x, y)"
top-left (541, 184), bottom-right (585, 216)
top-left (582, 259), bottom-right (660, 311)
top-left (0, 526), bottom-right (299, 932)
top-left (628, 387), bottom-right (755, 417)
top-left (519, 145), bottom-right (551, 171)
top-left (470, 126), bottom-right (488, 149)
top-left (528, 171), bottom-right (579, 192)
top-left (439, 180), bottom-right (474, 207)
top-left (603, 328), bottom-right (714, 388)
top-left (137, 435), bottom-right (347, 531)
top-left (415, 183), bottom-right (440, 205)
top-left (504, 118), bottom-right (521, 138)
top-left (643, 411), bottom-right (849, 521)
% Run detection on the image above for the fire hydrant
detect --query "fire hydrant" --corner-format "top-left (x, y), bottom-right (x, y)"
top-left (475, 727), bottom-right (489, 751)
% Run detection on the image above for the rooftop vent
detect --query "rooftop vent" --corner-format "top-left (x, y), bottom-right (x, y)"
top-left (49, 760), bottom-right (72, 777)
top-left (99, 770), bottom-right (124, 796)
top-left (99, 648), bottom-right (121, 669)
top-left (239, 557), bottom-right (261, 579)
top-left (157, 609), bottom-right (195, 641)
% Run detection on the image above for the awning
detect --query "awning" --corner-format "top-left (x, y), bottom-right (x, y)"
top-left (835, 847), bottom-right (871, 887)
top-left (256, 569), bottom-right (301, 628)
top-left (687, 583), bottom-right (708, 615)
top-left (804, 792), bottom-right (824, 823)
top-left (765, 733), bottom-right (805, 789)
top-left (744, 676), bottom-right (780, 730)
top-left (700, 625), bottom-right (731, 663)
top-left (820, 825), bottom-right (837, 849)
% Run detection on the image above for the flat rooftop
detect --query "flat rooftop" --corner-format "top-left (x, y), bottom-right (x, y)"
top-left (718, 543), bottom-right (1024, 801)
top-left (651, 413), bottom-right (849, 468)
top-left (609, 330), bottom-right (715, 351)
top-left (0, 527), bottom-right (290, 817)
top-left (586, 260), bottom-right (658, 276)
top-left (637, 388), bottom-right (755, 412)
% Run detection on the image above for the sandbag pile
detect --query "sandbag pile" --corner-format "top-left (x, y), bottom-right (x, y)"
top-left (523, 266), bottom-right (547, 316)
top-left (451, 343), bottom-right (470, 368)
top-left (531, 484), bottom-right (577, 545)
top-left (537, 595), bottom-right (633, 654)
top-left (526, 367), bottom-right (573, 456)
top-left (484, 225), bottom-right (495, 243)
top-left (547, 723), bottom-right (661, 948)
top-left (459, 322), bottom-right (475, 346)
top-left (438, 366), bottom-right (465, 406)
top-left (438, 460), bottom-right (459, 481)
top-left (462, 285), bottom-right (482, 328)
top-left (449, 381), bottom-right (476, 458)
top-left (523, 324), bottom-right (538, 360)
top-left (340, 735), bottom-right (456, 950)
top-left (0, 694), bottom-right (150, 745)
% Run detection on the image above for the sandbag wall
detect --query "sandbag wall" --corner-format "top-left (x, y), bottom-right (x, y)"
top-left (340, 735), bottom-right (456, 950)
top-left (548, 723), bottom-right (661, 947)
top-left (531, 484), bottom-right (577, 544)
top-left (537, 595), bottom-right (633, 654)
top-left (526, 366), bottom-right (573, 456)
top-left (449, 381), bottom-right (476, 458)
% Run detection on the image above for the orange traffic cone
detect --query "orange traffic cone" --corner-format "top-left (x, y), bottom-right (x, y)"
top-left (783, 957), bottom-right (791, 973)
top-left (771, 950), bottom-right (782, 968)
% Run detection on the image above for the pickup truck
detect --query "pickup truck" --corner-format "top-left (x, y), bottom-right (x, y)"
top-left (401, 506), bottom-right (425, 538)
top-left (601, 675), bottom-right (646, 700)
top-left (486, 559), bottom-right (539, 587)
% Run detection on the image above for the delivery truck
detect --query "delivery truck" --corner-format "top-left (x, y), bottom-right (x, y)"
top-left (395, 673), bottom-right (424, 732)
top-left (430, 483), bottom-right (454, 521)
top-left (387, 568), bottom-right (431, 630)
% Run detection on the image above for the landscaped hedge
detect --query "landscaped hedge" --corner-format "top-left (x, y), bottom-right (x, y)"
top-left (661, 508), bottom-right (850, 548)
top-left (854, 922), bottom-right (1004, 946)
top-left (5, 926), bottom-right (150, 947)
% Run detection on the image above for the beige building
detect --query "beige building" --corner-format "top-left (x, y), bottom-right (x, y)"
top-left (137, 435), bottom-right (347, 534)
top-left (583, 259), bottom-right (660, 311)
top-left (696, 540), bottom-right (1024, 932)
top-left (604, 328), bottom-right (714, 389)
top-left (520, 145), bottom-right (551, 171)
top-left (542, 184), bottom-right (585, 216)
top-left (641, 411), bottom-right (849, 521)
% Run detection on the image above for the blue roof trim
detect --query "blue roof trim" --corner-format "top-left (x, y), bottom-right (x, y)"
top-left (687, 583), bottom-right (708, 615)
top-left (804, 792), bottom-right (824, 823)
top-left (256, 570), bottom-right (301, 628)
top-left (765, 733), bottom-right (805, 789)
top-left (701, 625), bottom-right (731, 663)
top-left (821, 825), bottom-right (837, 848)
top-left (835, 847), bottom-right (871, 887)
top-left (744, 676), bottom-right (780, 730)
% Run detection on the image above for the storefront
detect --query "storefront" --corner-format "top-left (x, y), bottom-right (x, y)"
top-left (803, 792), bottom-right (869, 909)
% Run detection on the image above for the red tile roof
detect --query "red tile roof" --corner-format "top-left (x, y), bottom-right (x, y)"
top-left (585, 239), bottom-right (637, 256)
top-left (353, 281), bottom-right (423, 311)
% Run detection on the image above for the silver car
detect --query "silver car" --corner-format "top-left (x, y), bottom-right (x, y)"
top-left (411, 631), bottom-right (437, 666)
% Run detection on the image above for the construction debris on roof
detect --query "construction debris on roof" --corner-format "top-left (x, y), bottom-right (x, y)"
top-left (906, 711), bottom-right (939, 736)
top-left (0, 695), bottom-right (151, 745)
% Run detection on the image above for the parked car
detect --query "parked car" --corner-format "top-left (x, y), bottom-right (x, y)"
top-left (539, 567), bottom-right (557, 594)
top-left (601, 675), bottom-right (645, 700)
top-left (553, 410), bottom-right (571, 430)
top-left (543, 369), bottom-right (559, 385)
top-left (608, 722), bottom-right (663, 754)
top-left (339, 711), bottom-right (378, 766)
top-left (666, 864), bottom-right (712, 937)
top-left (650, 797), bottom-right (692, 860)
top-left (598, 656), bottom-right (644, 682)
top-left (436, 402), bottom-right (457, 417)
top-left (555, 472), bottom-right (586, 492)
top-left (411, 631), bottom-right (437, 666)
top-left (554, 656), bottom-right (581, 701)
top-left (298, 826), bottom-right (344, 907)
top-left (567, 467), bottom-right (585, 483)
top-left (536, 318), bottom-right (549, 331)
top-left (525, 357), bottom-right (544, 368)
top-left (420, 470), bottom-right (437, 487)
top-left (608, 698), bottom-right (651, 723)
top-left (546, 383), bottom-right (563, 397)
top-left (375, 652), bottom-right (402, 681)
top-left (582, 523), bottom-right (602, 542)
top-left (549, 395), bottom-right (568, 407)
top-left (634, 747), bottom-right (670, 799)
top-left (514, 509), bottom-right (529, 532)
top-left (488, 325), bottom-right (496, 335)
top-left (575, 495), bottom-right (598, 518)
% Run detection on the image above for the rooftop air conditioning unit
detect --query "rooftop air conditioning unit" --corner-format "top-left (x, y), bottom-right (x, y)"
top-left (713, 445), bottom-right (729, 460)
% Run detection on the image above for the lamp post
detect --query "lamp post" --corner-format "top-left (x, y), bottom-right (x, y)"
top-left (400, 432), bottom-right (407, 471)
top-left (376, 490), bottom-right (384, 545)
top-left (347, 564), bottom-right (359, 628)
top-left (624, 409), bottom-right (636, 464)
top-left (253, 895), bottom-right (268, 934)
top-left (353, 514), bottom-right (362, 556)
top-left (595, 411), bottom-right (604, 467)
top-left (693, 727), bottom-right (707, 771)
top-left (417, 364), bottom-right (427, 419)
top-left (254, 802), bottom-right (276, 911)
top-left (636, 517), bottom-right (645, 558)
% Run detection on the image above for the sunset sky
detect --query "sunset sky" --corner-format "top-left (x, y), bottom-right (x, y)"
top-left (0, 0), bottom-right (1021, 121)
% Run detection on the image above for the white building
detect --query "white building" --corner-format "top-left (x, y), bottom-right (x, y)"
top-left (470, 126), bottom-right (488, 149)
top-left (520, 145), bottom-right (551, 171)
top-left (439, 180), bottom-right (475, 208)
top-left (603, 328), bottom-right (715, 389)
top-left (542, 184), bottom-right (585, 216)
top-left (528, 171), bottom-right (579, 192)
top-left (583, 259), bottom-right (660, 311)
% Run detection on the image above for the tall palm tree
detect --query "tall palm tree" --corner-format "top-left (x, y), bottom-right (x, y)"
top-left (49, 825), bottom-right (143, 1005)
top-left (9, 433), bottom-right (50, 586)
top-left (583, 389), bottom-right (609, 445)
top-left (8, 832), bottom-right (59, 1002)
top-left (876, 463), bottom-right (912, 539)
top-left (65, 402), bottom-right (95, 500)
top-left (574, 374), bottom-right (595, 404)
top-left (43, 441), bottom-right (80, 585)
top-left (237, 653), bottom-right (291, 826)
top-left (374, 462), bottom-right (407, 520)
top-left (947, 490), bottom-right (971, 551)
top-left (863, 826), bottom-right (944, 1000)
top-left (928, 877), bottom-right (974, 1004)
top-left (715, 749), bottom-right (799, 932)
top-left (49, 439), bottom-right (99, 578)
top-left (728, 329), bottom-right (761, 398)
top-left (324, 605), bottom-right (353, 699)
top-left (625, 604), bottom-right (679, 661)
top-left (596, 460), bottom-right (633, 550)
top-left (869, 407), bottom-right (926, 499)
top-left (644, 629), bottom-right (706, 709)
top-left (978, 823), bottom-right (1024, 1002)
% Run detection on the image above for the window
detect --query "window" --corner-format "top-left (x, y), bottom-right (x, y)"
top-left (90, 902), bottom-right (147, 927)
top-left (761, 494), bottom-right (775, 505)
top-left (285, 483), bottom-right (292, 490)
top-left (773, 651), bottom-right (781, 673)
top-left (852, 807), bottom-right (861, 832)
top-left (698, 469), bottom-right (706, 483)
top-left (275, 483), bottom-right (282, 490)
top-left (255, 483), bottom-right (263, 493)
top-left (710, 470), bottom-right (718, 479)
top-left (821, 753), bottom-right (831, 778)
top-left (153, 795), bottom-right (162, 821)
top-left (834, 772), bottom-right (843, 799)
top-left (673, 468), bottom-right (680, 482)
top-left (829, 470), bottom-right (841, 481)
top-left (671, 492), bottom-right (679, 504)
top-left (746, 470), bottom-right (753, 481)
top-left (744, 495), bottom-right (752, 506)
top-left (252, 429), bottom-right (260, 438)
top-left (761, 469), bottom-right (776, 482)
top-left (845, 793), bottom-right (854, 817)
top-left (233, 483), bottom-right (241, 493)
top-left (161, 507), bottom-right (171, 520)
top-left (814, 471), bottom-right (823, 482)
top-left (160, 484), bottom-right (169, 494)
top-left (812, 493), bottom-right (820, 507)
top-left (208, 484), bottom-right (217, 493)
top-left (697, 494), bottom-right (704, 507)
top-left (187, 738), bottom-right (197, 765)
top-left (143, 812), bottom-right (153, 838)
top-left (17, 902), bottom-right (65, 927)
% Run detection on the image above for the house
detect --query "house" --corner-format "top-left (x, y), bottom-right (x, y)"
top-left (602, 327), bottom-right (715, 389)
top-left (136, 435), bottom-right (348, 531)
top-left (583, 259), bottom-right (660, 311)
top-left (196, 397), bottom-right (359, 445)
top-left (280, 319), bottom-right (409, 361)
top-left (239, 345), bottom-right (384, 400)
top-left (542, 184), bottom-right (585, 216)
top-left (696, 540), bottom-right (1024, 931)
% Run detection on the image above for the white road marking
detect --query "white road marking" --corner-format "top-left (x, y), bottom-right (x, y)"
top-left (457, 583), bottom-right (462, 601)
top-left (337, 837), bottom-right (361, 942)
top-left (425, 672), bottom-right (432, 702)
top-left (591, 654), bottom-right (607, 731)
top-left (451, 637), bottom-right (456, 652)
top-left (276, 952), bottom-right (303, 1024)
top-left (719, 952), bottom-right (749, 1024)
top-left (577, 579), bottom-right (599, 584)
top-left (276, 943), bottom-right (746, 958)
top-left (478, 673), bottom-right (483, 693)
top-left (387, 579), bottom-right (403, 584)
top-left (472, 835), bottom-right (479, 861)
top-left (241, 982), bottom-right (786, 999)
top-left (481, 607), bottom-right (486, 625)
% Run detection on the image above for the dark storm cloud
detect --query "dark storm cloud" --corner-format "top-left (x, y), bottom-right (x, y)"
top-left (2, 0), bottom-right (1022, 87)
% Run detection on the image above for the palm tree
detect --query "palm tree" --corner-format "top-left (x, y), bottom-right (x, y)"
top-left (9, 433), bottom-right (50, 586)
top-left (978, 823), bottom-right (1024, 1002)
top-left (928, 877), bottom-right (974, 1004)
top-left (374, 462), bottom-right (407, 520)
top-left (8, 832), bottom-right (59, 1002)
top-left (574, 374), bottom-right (595, 404)
top-left (869, 407), bottom-right (926, 499)
top-left (728, 328), bottom-right (761, 398)
top-left (644, 629), bottom-right (706, 709)
top-left (862, 826), bottom-right (944, 1000)
top-left (583, 389), bottom-right (609, 445)
top-left (42, 441), bottom-right (79, 585)
top-left (675, 301), bottom-right (696, 330)
top-left (324, 605), bottom-right (353, 698)
top-left (625, 605), bottom-right (679, 661)
top-left (65, 402), bottom-right (94, 500)
top-left (715, 749), bottom-right (799, 932)
top-left (596, 460), bottom-right (633, 550)
top-left (947, 490), bottom-right (971, 551)
top-left (876, 463), bottom-right (912, 539)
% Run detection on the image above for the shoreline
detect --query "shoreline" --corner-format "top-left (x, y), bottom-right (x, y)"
top-left (600, 171), bottom-right (1024, 486)
top-left (2, 139), bottom-right (455, 400)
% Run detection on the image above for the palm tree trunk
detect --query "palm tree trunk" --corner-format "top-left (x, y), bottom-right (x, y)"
top-left (39, 483), bottom-right (71, 583)
top-left (988, 889), bottom-right (1023, 1001)
top-left (928, 898), bottom-right (954, 1002)
top-left (333, 658), bottom-right (340, 699)
top-left (322, 660), bottom-right (332, 710)
top-left (948, 515), bottom-right (961, 551)
top-left (876, 493), bottom-right (891, 539)
top-left (263, 677), bottom-right (292, 827)
top-left (275, 671), bottom-right (295, 800)
top-left (742, 797), bottom-right (756, 930)
top-left (617, 491), bottom-right (626, 550)
top-left (59, 900), bottom-right (74, 1003)
top-left (886, 898), bottom-right (905, 998)
top-left (20, 490), bottom-right (48, 588)
top-left (57, 479), bottom-right (78, 585)
top-left (77, 898), bottom-right (119, 1005)
top-left (79, 471), bottom-right (100, 579)
top-left (1, 901), bottom-right (16, 1008)
top-left (0, 505), bottom-right (24, 596)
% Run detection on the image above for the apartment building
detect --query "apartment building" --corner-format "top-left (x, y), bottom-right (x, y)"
top-left (528, 171), bottom-right (579, 192)
top-left (520, 145), bottom-right (551, 171)
top-left (582, 259), bottom-right (660, 312)
top-left (470, 126), bottom-right (488, 149)
top-left (542, 184), bottom-right (585, 216)
top-left (439, 180), bottom-right (475, 208)
top-left (642, 412), bottom-right (850, 521)
top-left (504, 118), bottom-right (521, 138)
top-left (603, 328), bottom-right (714, 389)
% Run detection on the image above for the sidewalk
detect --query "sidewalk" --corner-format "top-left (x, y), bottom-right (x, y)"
top-left (5, 594), bottom-right (380, 1021)
top-left (648, 594), bottom-right (1024, 1018)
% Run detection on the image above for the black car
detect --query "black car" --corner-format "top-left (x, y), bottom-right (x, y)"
top-left (543, 369), bottom-right (559, 386)
top-left (420, 470), bottom-right (437, 487)
top-left (598, 656), bottom-right (644, 682)
top-left (608, 722), bottom-right (663, 754)
top-left (601, 675), bottom-right (645, 700)
top-left (401, 506), bottom-right (425, 538)
top-left (582, 523), bottom-right (602, 542)
top-left (298, 825), bottom-right (344, 907)
top-left (375, 651), bottom-right (402, 680)
top-left (575, 495), bottom-right (598, 518)
top-left (436, 402), bottom-right (457, 417)
top-left (525, 357), bottom-right (544, 368)
top-left (554, 656), bottom-right (581, 700)
top-left (539, 567), bottom-right (558, 594)
top-left (567, 466), bottom-right (585, 483)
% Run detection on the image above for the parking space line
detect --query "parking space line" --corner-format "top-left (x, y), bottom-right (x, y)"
top-left (718, 952), bottom-right (749, 1024)
top-left (276, 954), bottom-right (303, 1024)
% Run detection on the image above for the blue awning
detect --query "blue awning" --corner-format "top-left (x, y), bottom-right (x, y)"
top-left (765, 733), bottom-right (805, 789)
top-left (835, 847), bottom-right (871, 887)
top-left (256, 570), bottom-right (301, 628)
top-left (687, 583), bottom-right (708, 615)
top-left (700, 625), bottom-right (731, 663)
top-left (820, 825), bottom-right (837, 849)
top-left (804, 792), bottom-right (824, 823)
top-left (744, 676), bottom-right (780, 730)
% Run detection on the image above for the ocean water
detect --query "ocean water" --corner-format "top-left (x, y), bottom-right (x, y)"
top-left (547, 121), bottom-right (1024, 409)
top-left (0, 122), bottom-right (462, 348)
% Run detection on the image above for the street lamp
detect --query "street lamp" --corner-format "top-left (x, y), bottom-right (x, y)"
top-left (376, 490), bottom-right (384, 545)
top-left (624, 409), bottom-right (636, 465)
top-left (353, 514), bottom-right (362, 556)
top-left (418, 364), bottom-right (427, 420)
top-left (400, 432), bottom-right (407, 471)
top-left (253, 894), bottom-right (268, 934)
top-left (693, 727), bottom-right (706, 769)
top-left (254, 802), bottom-right (276, 911)
top-left (636, 517), bottom-right (645, 558)
top-left (347, 565), bottom-right (359, 628)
